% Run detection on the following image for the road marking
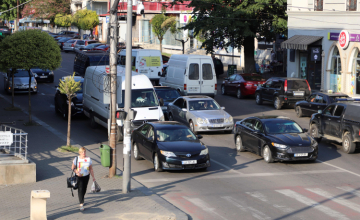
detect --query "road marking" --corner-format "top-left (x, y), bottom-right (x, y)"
top-left (222, 196), bottom-right (271, 220)
top-left (246, 191), bottom-right (268, 202)
top-left (57, 68), bottom-right (73, 75)
top-left (276, 189), bottom-right (349, 220)
top-left (211, 159), bottom-right (244, 174)
top-left (337, 186), bottom-right (360, 197)
top-left (182, 197), bottom-right (228, 220)
top-left (306, 188), bottom-right (360, 213)
top-left (247, 191), bottom-right (295, 214)
top-left (317, 159), bottom-right (360, 178)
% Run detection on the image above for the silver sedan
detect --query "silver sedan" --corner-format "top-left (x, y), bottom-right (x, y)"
top-left (167, 96), bottom-right (233, 134)
top-left (3, 69), bottom-right (37, 94)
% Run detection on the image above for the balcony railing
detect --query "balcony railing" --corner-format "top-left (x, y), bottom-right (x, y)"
top-left (314, 0), bottom-right (323, 11)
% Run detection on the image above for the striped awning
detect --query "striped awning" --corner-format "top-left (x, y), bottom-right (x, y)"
top-left (281, 35), bottom-right (323, 50)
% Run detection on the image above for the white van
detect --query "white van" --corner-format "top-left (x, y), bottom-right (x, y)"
top-left (83, 65), bottom-right (164, 141)
top-left (118, 49), bottom-right (163, 85)
top-left (159, 54), bottom-right (217, 97)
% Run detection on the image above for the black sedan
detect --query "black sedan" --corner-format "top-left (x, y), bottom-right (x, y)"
top-left (234, 116), bottom-right (318, 163)
top-left (154, 86), bottom-right (181, 120)
top-left (54, 76), bottom-right (84, 119)
top-left (31, 68), bottom-right (54, 83)
top-left (132, 121), bottom-right (211, 171)
top-left (295, 92), bottom-right (348, 117)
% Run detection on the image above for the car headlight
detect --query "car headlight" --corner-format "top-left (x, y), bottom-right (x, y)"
top-left (200, 148), bottom-right (208, 155)
top-left (225, 116), bottom-right (233, 123)
top-left (197, 117), bottom-right (205, 124)
top-left (33, 73), bottom-right (38, 77)
top-left (49, 71), bottom-right (54, 75)
top-left (160, 114), bottom-right (165, 121)
top-left (31, 82), bottom-right (37, 87)
top-left (311, 140), bottom-right (318, 147)
top-left (66, 100), bottom-right (74, 106)
top-left (272, 142), bottom-right (287, 149)
top-left (229, 116), bottom-right (233, 123)
top-left (160, 150), bottom-right (176, 157)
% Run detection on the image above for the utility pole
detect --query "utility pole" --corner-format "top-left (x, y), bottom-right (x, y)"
top-left (123, 0), bottom-right (133, 194)
top-left (108, 0), bottom-right (119, 178)
top-left (15, 0), bottom-right (19, 32)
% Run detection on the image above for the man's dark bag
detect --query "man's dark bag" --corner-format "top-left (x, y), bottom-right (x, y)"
top-left (67, 156), bottom-right (78, 197)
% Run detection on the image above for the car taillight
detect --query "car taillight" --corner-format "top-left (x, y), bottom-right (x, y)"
top-left (116, 111), bottom-right (120, 119)
top-left (306, 80), bottom-right (311, 92)
top-left (136, 69), bottom-right (138, 73)
top-left (71, 44), bottom-right (74, 47)
top-left (184, 84), bottom-right (187, 90)
top-left (284, 80), bottom-right (287, 92)
top-left (85, 42), bottom-right (88, 46)
top-left (62, 42), bottom-right (64, 45)
top-left (215, 84), bottom-right (217, 90)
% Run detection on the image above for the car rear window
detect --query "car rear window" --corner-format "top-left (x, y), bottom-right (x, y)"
top-left (329, 96), bottom-right (349, 102)
top-left (77, 41), bottom-right (85, 45)
top-left (287, 80), bottom-right (308, 90)
top-left (242, 75), bottom-right (265, 81)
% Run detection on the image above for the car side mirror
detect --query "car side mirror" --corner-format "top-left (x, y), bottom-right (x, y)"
top-left (159, 98), bottom-right (164, 106)
top-left (318, 110), bottom-right (322, 114)
top-left (148, 136), bottom-right (154, 142)
top-left (182, 108), bottom-right (187, 112)
top-left (303, 128), bottom-right (308, 133)
top-left (221, 107), bottom-right (225, 110)
top-left (197, 135), bottom-right (203, 139)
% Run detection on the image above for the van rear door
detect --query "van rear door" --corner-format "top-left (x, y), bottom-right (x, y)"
top-left (200, 58), bottom-right (215, 95)
top-left (187, 59), bottom-right (201, 95)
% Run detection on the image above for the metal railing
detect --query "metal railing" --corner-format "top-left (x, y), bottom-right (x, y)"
top-left (0, 125), bottom-right (28, 163)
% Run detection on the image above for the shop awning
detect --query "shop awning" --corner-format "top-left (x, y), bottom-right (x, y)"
top-left (281, 35), bottom-right (323, 50)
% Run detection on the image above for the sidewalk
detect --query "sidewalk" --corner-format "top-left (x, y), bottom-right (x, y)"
top-left (0, 95), bottom-right (187, 220)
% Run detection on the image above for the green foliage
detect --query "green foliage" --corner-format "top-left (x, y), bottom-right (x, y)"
top-left (0, 0), bottom-right (27, 21)
top-left (0, 29), bottom-right (61, 72)
top-left (54, 14), bottom-right (72, 27)
top-left (72, 9), bottom-right (99, 31)
top-left (58, 73), bottom-right (81, 100)
top-left (150, 13), bottom-right (177, 52)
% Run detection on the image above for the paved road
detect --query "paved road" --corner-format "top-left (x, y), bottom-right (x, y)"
top-left (2, 52), bottom-right (360, 220)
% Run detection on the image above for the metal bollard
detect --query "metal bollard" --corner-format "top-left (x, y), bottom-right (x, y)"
top-left (30, 190), bottom-right (50, 220)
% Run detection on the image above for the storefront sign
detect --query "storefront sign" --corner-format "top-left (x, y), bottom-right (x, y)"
top-left (311, 47), bottom-right (321, 61)
top-left (180, 14), bottom-right (192, 24)
top-left (328, 32), bottom-right (340, 41)
top-left (329, 31), bottom-right (360, 43)
top-left (0, 131), bottom-right (13, 146)
top-left (339, 30), bottom-right (350, 49)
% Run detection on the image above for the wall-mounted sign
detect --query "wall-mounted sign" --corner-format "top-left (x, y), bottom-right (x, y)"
top-left (311, 47), bottom-right (321, 61)
top-left (0, 131), bottom-right (13, 146)
top-left (339, 30), bottom-right (350, 49)
top-left (180, 14), bottom-right (192, 24)
top-left (329, 31), bottom-right (360, 44)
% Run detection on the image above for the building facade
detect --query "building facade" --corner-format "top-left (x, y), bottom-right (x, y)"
top-left (284, 0), bottom-right (360, 96)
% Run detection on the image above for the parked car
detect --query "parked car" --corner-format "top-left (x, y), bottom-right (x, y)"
top-left (63, 39), bottom-right (82, 52)
top-left (167, 96), bottom-right (233, 134)
top-left (74, 40), bottom-right (100, 52)
top-left (234, 116), bottom-right (318, 163)
top-left (255, 77), bottom-right (311, 110)
top-left (3, 69), bottom-right (37, 94)
top-left (73, 51), bottom-right (109, 77)
top-left (131, 121), bottom-right (211, 171)
top-left (93, 44), bottom-right (110, 51)
top-left (154, 86), bottom-right (181, 120)
top-left (221, 73), bottom-right (266, 98)
top-left (295, 92), bottom-right (349, 118)
top-left (54, 76), bottom-right (84, 119)
top-left (310, 99), bottom-right (360, 154)
top-left (57, 37), bottom-right (72, 50)
top-left (31, 68), bottom-right (54, 83)
top-left (54, 31), bottom-right (79, 39)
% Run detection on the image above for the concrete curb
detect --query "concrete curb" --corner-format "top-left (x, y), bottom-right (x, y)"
top-left (0, 93), bottom-right (188, 220)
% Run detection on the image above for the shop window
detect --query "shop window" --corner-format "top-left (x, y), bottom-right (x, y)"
top-left (314, 0), bottom-right (323, 11)
top-left (330, 46), bottom-right (341, 93)
top-left (351, 48), bottom-right (360, 95)
top-left (347, 0), bottom-right (357, 11)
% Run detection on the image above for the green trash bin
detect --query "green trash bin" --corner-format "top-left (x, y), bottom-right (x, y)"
top-left (100, 144), bottom-right (111, 167)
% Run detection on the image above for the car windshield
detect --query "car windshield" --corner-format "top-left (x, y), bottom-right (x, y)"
top-left (156, 127), bottom-right (196, 142)
top-left (155, 89), bottom-right (180, 102)
top-left (13, 70), bottom-right (32, 77)
top-left (242, 75), bottom-right (264, 81)
top-left (189, 100), bottom-right (220, 111)
top-left (118, 89), bottom-right (159, 108)
top-left (263, 120), bottom-right (303, 134)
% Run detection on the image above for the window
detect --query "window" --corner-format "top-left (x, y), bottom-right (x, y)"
top-left (263, 120), bottom-right (303, 134)
top-left (202, 64), bottom-right (213, 80)
top-left (118, 89), bottom-right (159, 108)
top-left (347, 0), bottom-right (357, 11)
top-left (314, 0), bottom-right (323, 11)
top-left (147, 126), bottom-right (154, 141)
top-left (188, 100), bottom-right (220, 111)
top-left (315, 95), bottom-right (324, 103)
top-left (242, 119), bottom-right (255, 130)
top-left (140, 124), bottom-right (150, 136)
top-left (287, 80), bottom-right (308, 90)
top-left (333, 105), bottom-right (344, 117)
top-left (253, 120), bottom-right (264, 133)
top-left (174, 98), bottom-right (184, 108)
top-left (189, 64), bottom-right (199, 80)
top-left (229, 74), bottom-right (236, 81)
top-left (235, 75), bottom-right (242, 81)
top-left (265, 79), bottom-right (273, 88)
top-left (271, 81), bottom-right (282, 89)
top-left (323, 105), bottom-right (335, 116)
top-left (308, 94), bottom-right (317, 103)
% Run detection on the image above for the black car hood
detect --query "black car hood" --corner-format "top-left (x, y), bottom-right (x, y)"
top-left (72, 93), bottom-right (83, 103)
top-left (157, 140), bottom-right (206, 153)
top-left (268, 133), bottom-right (312, 146)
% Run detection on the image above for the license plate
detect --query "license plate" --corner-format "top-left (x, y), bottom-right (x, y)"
top-left (294, 153), bottom-right (308, 157)
top-left (188, 87), bottom-right (199, 92)
top-left (40, 76), bottom-right (47, 78)
top-left (212, 124), bottom-right (223, 127)
top-left (293, 91), bottom-right (304, 96)
top-left (182, 160), bottom-right (197, 165)
top-left (83, 50), bottom-right (88, 51)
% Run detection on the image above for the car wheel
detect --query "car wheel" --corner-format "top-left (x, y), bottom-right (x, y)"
top-left (90, 114), bottom-right (98, 129)
top-left (342, 132), bottom-right (356, 154)
top-left (236, 89), bottom-right (243, 99)
top-left (133, 142), bottom-right (142, 160)
top-left (295, 106), bottom-right (303, 118)
top-left (190, 120), bottom-right (197, 135)
top-left (255, 93), bottom-right (262, 105)
top-left (168, 113), bottom-right (174, 121)
top-left (235, 135), bottom-right (245, 152)
top-left (262, 145), bottom-right (274, 163)
top-left (116, 126), bottom-right (123, 142)
top-left (274, 97), bottom-right (282, 110)
top-left (153, 153), bottom-right (163, 172)
top-left (310, 124), bottom-right (322, 143)
top-left (221, 85), bottom-right (227, 95)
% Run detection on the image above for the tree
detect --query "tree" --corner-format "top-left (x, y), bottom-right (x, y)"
top-left (73, 9), bottom-right (99, 39)
top-left (58, 73), bottom-right (81, 147)
top-left (0, 29), bottom-right (61, 123)
top-left (150, 13), bottom-right (177, 53)
top-left (21, 0), bottom-right (70, 23)
top-left (54, 14), bottom-right (72, 30)
top-left (0, 0), bottom-right (27, 22)
top-left (175, 0), bottom-right (287, 72)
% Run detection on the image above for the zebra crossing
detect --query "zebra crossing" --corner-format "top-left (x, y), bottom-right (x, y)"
top-left (179, 185), bottom-right (360, 220)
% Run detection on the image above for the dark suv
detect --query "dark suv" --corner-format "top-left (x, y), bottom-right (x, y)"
top-left (255, 77), bottom-right (311, 109)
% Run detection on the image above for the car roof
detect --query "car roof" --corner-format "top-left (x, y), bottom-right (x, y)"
top-left (154, 86), bottom-right (177, 90)
top-left (313, 92), bottom-right (348, 97)
top-left (269, 77), bottom-right (306, 81)
top-left (148, 121), bottom-right (188, 128)
top-left (182, 96), bottom-right (213, 100)
top-left (249, 116), bottom-right (291, 120)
